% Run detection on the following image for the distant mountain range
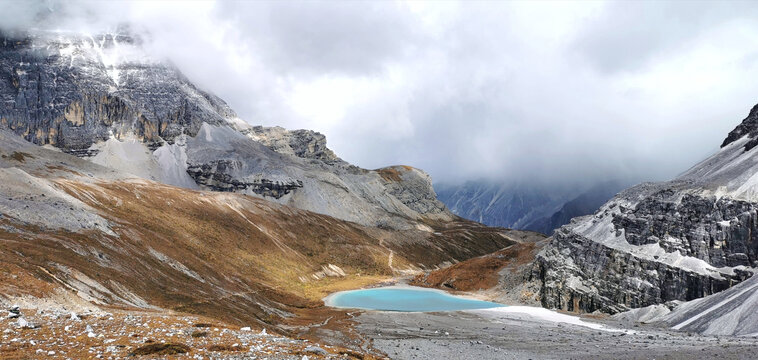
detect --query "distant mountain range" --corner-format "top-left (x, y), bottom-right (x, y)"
top-left (435, 180), bottom-right (628, 235)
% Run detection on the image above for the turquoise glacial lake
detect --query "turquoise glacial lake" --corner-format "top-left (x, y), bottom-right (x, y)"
top-left (325, 286), bottom-right (505, 312)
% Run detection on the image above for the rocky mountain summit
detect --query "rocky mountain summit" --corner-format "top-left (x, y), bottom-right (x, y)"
top-left (532, 104), bottom-right (758, 314)
top-left (0, 29), bottom-right (451, 230)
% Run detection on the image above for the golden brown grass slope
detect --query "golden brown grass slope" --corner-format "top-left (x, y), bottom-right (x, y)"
top-left (410, 238), bottom-right (547, 292)
top-left (0, 174), bottom-right (525, 338)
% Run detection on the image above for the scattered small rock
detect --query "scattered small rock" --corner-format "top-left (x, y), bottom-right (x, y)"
top-left (85, 324), bottom-right (96, 337)
top-left (16, 317), bottom-right (28, 328)
top-left (7, 305), bottom-right (21, 319)
top-left (304, 345), bottom-right (327, 355)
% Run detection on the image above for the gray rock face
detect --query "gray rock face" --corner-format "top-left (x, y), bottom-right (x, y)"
top-left (532, 104), bottom-right (758, 314)
top-left (245, 126), bottom-right (341, 164)
top-left (378, 166), bottom-right (447, 216)
top-left (534, 216), bottom-right (749, 313)
top-left (0, 30), bottom-right (453, 229)
top-left (614, 191), bottom-right (758, 268)
top-left (186, 160), bottom-right (304, 197)
top-left (0, 32), bottom-right (233, 154)
top-left (0, 129), bottom-right (122, 235)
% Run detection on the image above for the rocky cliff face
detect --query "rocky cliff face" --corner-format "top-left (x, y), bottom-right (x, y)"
top-left (0, 32), bottom-right (233, 153)
top-left (0, 30), bottom-right (452, 229)
top-left (532, 105), bottom-right (758, 314)
top-left (186, 159), bottom-right (304, 197)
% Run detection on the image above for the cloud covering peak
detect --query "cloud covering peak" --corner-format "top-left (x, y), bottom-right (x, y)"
top-left (3, 0), bottom-right (758, 186)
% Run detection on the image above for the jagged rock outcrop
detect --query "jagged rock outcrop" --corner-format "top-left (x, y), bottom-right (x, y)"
top-left (532, 105), bottom-right (758, 314)
top-left (0, 30), bottom-right (453, 229)
top-left (246, 126), bottom-right (342, 164)
top-left (721, 103), bottom-right (758, 150)
top-left (186, 160), bottom-right (304, 197)
top-left (377, 165), bottom-right (448, 216)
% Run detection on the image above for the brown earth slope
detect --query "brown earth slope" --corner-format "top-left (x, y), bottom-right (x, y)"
top-left (0, 130), bottom-right (530, 348)
top-left (411, 236), bottom-right (548, 305)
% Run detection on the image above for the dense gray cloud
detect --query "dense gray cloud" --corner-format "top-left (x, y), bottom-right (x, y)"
top-left (215, 1), bottom-right (420, 75)
top-left (574, 1), bottom-right (758, 73)
top-left (2, 0), bottom-right (758, 187)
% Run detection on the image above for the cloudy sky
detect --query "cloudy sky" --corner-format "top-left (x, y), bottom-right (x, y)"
top-left (4, 0), bottom-right (758, 186)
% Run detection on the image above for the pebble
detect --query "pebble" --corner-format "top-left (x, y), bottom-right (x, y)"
top-left (7, 305), bottom-right (21, 319)
top-left (16, 317), bottom-right (28, 328)
top-left (86, 324), bottom-right (97, 338)
top-left (304, 345), bottom-right (327, 355)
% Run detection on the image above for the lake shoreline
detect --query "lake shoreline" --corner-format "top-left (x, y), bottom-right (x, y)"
top-left (323, 285), bottom-right (506, 312)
